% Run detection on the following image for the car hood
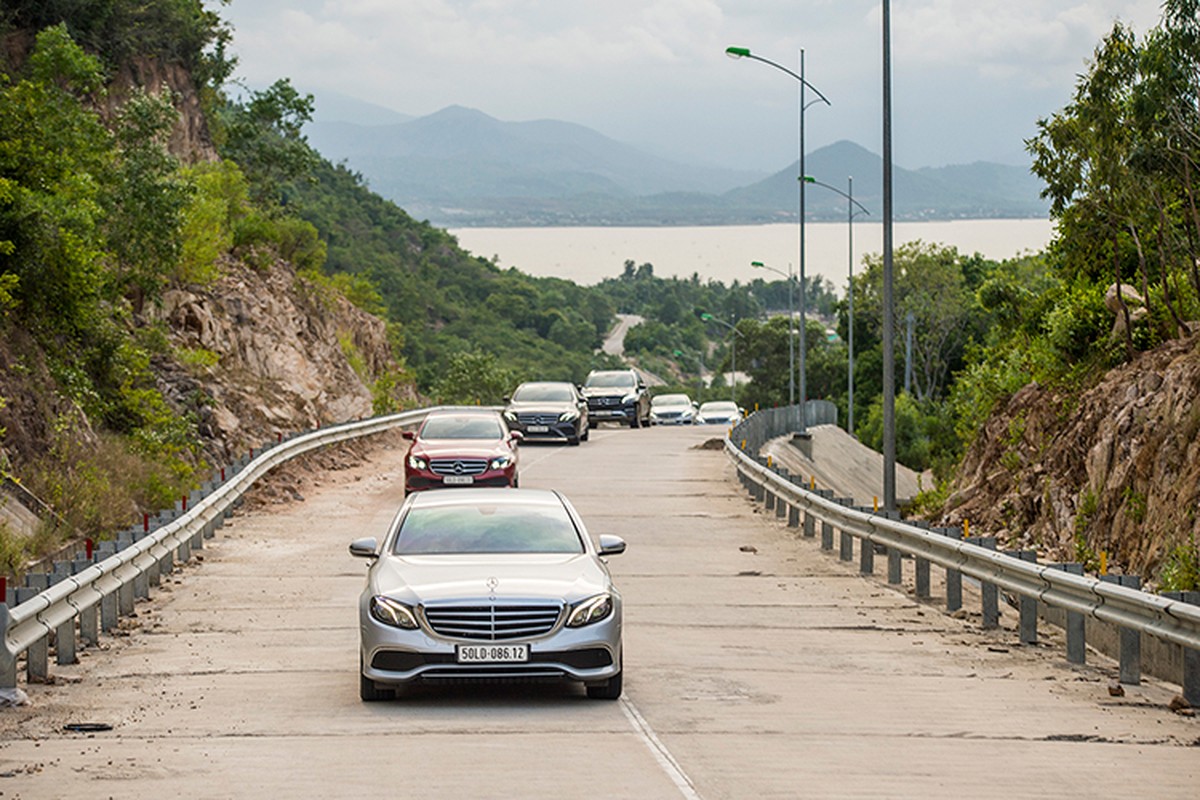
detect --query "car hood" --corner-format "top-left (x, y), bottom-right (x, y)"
top-left (582, 387), bottom-right (633, 397)
top-left (506, 400), bottom-right (577, 414)
top-left (411, 439), bottom-right (513, 459)
top-left (372, 553), bottom-right (610, 604)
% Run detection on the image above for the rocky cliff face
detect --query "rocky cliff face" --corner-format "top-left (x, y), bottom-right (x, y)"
top-left (144, 257), bottom-right (414, 464)
top-left (939, 334), bottom-right (1200, 583)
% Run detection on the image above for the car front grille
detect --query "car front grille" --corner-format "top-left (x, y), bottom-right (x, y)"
top-left (517, 413), bottom-right (558, 426)
top-left (590, 396), bottom-right (620, 407)
top-left (429, 458), bottom-right (489, 476)
top-left (423, 603), bottom-right (562, 640)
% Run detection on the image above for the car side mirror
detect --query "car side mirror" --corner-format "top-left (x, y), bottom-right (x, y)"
top-left (598, 535), bottom-right (626, 556)
top-left (510, 430), bottom-right (525, 443)
top-left (401, 430), bottom-right (415, 441)
top-left (349, 537), bottom-right (379, 558)
top-left (502, 396), bottom-right (510, 404)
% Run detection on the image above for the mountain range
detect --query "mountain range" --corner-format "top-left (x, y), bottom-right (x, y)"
top-left (304, 99), bottom-right (1048, 227)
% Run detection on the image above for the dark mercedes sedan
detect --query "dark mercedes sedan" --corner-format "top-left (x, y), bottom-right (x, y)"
top-left (503, 381), bottom-right (589, 445)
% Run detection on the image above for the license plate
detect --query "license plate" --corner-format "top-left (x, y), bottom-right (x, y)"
top-left (442, 475), bottom-right (475, 485)
top-left (456, 644), bottom-right (529, 663)
top-left (527, 425), bottom-right (549, 433)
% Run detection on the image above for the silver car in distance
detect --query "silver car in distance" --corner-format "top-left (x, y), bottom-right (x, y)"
top-left (350, 487), bottom-right (625, 701)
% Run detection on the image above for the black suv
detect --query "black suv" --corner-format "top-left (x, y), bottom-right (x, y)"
top-left (582, 369), bottom-right (651, 428)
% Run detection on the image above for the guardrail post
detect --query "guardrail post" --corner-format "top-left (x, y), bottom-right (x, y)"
top-left (839, 524), bottom-right (853, 561)
top-left (775, 470), bottom-right (789, 520)
top-left (80, 602), bottom-right (99, 647)
top-left (26, 637), bottom-right (47, 683)
top-left (937, 527), bottom-right (964, 612)
top-left (1051, 563), bottom-right (1086, 663)
top-left (178, 535), bottom-right (192, 563)
top-left (1162, 591), bottom-right (1200, 705)
top-left (764, 486), bottom-right (776, 512)
top-left (859, 529), bottom-right (875, 575)
top-left (884, 514), bottom-right (903, 584)
top-left (978, 537), bottom-right (999, 629)
top-left (118, 580), bottom-right (135, 617)
top-left (134, 568), bottom-right (149, 601)
top-left (100, 591), bottom-right (117, 632)
top-left (787, 501), bottom-right (800, 528)
top-left (55, 618), bottom-right (76, 665)
top-left (1102, 574), bottom-right (1142, 685)
top-left (1017, 550), bottom-right (1038, 645)
top-left (802, 511), bottom-right (815, 538)
top-left (820, 520), bottom-right (834, 551)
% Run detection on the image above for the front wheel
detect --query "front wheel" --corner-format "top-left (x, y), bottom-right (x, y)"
top-left (360, 657), bottom-right (394, 702)
top-left (629, 415), bottom-right (639, 429)
top-left (586, 669), bottom-right (622, 700)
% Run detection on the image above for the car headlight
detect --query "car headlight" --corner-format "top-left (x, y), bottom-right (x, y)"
top-left (489, 454), bottom-right (514, 470)
top-left (566, 593), bottom-right (613, 627)
top-left (408, 454), bottom-right (428, 470)
top-left (621, 394), bottom-right (639, 404)
top-left (370, 596), bottom-right (419, 629)
top-left (558, 410), bottom-right (579, 422)
top-left (503, 410), bottom-right (517, 422)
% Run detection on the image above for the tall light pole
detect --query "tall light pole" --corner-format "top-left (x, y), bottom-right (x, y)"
top-left (802, 176), bottom-right (870, 436)
top-left (750, 260), bottom-right (794, 410)
top-left (726, 45), bottom-right (830, 434)
top-left (881, 1), bottom-right (897, 511)
top-left (700, 312), bottom-right (743, 405)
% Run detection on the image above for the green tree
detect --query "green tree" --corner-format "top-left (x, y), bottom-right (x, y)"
top-left (431, 351), bottom-right (518, 406)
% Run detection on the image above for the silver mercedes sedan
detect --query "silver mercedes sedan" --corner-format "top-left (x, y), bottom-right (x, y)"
top-left (350, 487), bottom-right (625, 701)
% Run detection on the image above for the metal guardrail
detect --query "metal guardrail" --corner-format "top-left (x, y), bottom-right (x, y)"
top-left (0, 407), bottom-right (444, 690)
top-left (727, 407), bottom-right (1200, 699)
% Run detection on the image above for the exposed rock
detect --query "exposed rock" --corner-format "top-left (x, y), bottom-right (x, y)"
top-left (937, 333), bottom-right (1200, 583)
top-left (142, 257), bottom-right (415, 465)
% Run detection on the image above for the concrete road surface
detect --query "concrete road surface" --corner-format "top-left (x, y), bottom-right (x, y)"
top-left (0, 425), bottom-right (1195, 798)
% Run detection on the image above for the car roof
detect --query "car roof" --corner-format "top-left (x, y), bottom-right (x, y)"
top-left (515, 380), bottom-right (573, 387)
top-left (407, 487), bottom-right (563, 510)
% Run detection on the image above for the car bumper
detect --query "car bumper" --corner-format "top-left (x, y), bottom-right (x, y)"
top-left (510, 421), bottom-right (580, 441)
top-left (588, 406), bottom-right (636, 421)
top-left (360, 606), bottom-right (622, 686)
top-left (405, 470), bottom-right (515, 492)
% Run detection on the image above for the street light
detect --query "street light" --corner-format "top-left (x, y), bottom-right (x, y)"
top-left (750, 260), bottom-right (795, 412)
top-left (801, 176), bottom-right (870, 436)
top-left (882, 1), bottom-right (897, 511)
top-left (699, 312), bottom-right (743, 405)
top-left (726, 45), bottom-right (830, 435)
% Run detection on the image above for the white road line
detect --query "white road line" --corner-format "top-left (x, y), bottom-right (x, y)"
top-left (620, 697), bottom-right (703, 800)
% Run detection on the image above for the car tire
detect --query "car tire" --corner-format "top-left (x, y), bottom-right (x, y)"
top-left (581, 425), bottom-right (589, 442)
top-left (586, 668), bottom-right (622, 700)
top-left (568, 434), bottom-right (581, 446)
top-left (360, 658), bottom-right (394, 702)
top-left (629, 414), bottom-right (639, 429)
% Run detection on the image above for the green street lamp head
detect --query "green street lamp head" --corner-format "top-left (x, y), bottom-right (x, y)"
top-left (750, 260), bottom-right (765, 267)
top-left (725, 46), bottom-right (751, 58)
top-left (700, 312), bottom-right (714, 321)
top-left (801, 176), bottom-right (815, 183)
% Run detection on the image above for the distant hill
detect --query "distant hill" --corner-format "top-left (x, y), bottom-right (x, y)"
top-left (304, 104), bottom-right (1048, 226)
top-left (727, 140), bottom-right (1049, 221)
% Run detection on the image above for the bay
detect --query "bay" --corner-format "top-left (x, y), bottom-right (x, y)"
top-left (451, 219), bottom-right (1055, 293)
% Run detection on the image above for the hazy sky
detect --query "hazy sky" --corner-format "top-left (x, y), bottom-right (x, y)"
top-left (214, 1), bottom-right (1165, 172)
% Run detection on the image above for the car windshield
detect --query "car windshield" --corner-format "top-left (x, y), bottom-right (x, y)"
top-left (701, 402), bottom-right (738, 414)
top-left (421, 415), bottom-right (504, 440)
top-left (653, 395), bottom-right (690, 407)
top-left (393, 503), bottom-right (584, 554)
top-left (513, 384), bottom-right (573, 402)
top-left (586, 373), bottom-right (635, 388)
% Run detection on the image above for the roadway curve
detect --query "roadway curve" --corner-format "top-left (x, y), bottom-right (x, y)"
top-left (0, 425), bottom-right (1195, 797)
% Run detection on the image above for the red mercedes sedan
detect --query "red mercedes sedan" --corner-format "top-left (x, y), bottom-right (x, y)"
top-left (402, 409), bottom-right (522, 494)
